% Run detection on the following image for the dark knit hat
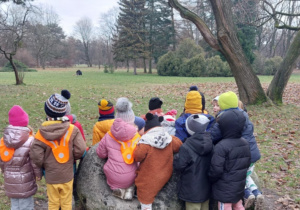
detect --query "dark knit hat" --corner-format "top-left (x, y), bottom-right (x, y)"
top-left (134, 116), bottom-right (145, 131)
top-left (98, 99), bottom-right (114, 115)
top-left (44, 91), bottom-right (70, 118)
top-left (148, 97), bottom-right (163, 110)
top-left (144, 113), bottom-right (164, 132)
top-left (185, 114), bottom-right (210, 135)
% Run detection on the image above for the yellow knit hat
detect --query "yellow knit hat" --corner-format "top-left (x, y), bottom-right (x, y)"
top-left (218, 91), bottom-right (238, 110)
top-left (184, 91), bottom-right (203, 114)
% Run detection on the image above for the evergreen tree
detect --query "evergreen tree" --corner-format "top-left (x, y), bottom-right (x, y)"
top-left (113, 0), bottom-right (149, 75)
top-left (145, 0), bottom-right (175, 73)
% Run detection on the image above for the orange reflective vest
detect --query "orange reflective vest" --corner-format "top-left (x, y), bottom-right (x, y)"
top-left (35, 124), bottom-right (74, 164)
top-left (108, 131), bottom-right (140, 165)
top-left (0, 137), bottom-right (15, 162)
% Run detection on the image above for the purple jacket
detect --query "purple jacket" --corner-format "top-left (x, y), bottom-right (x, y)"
top-left (96, 118), bottom-right (138, 190)
top-left (0, 126), bottom-right (42, 198)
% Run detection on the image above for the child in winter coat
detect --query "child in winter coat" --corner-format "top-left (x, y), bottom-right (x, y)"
top-left (92, 99), bottom-right (115, 145)
top-left (209, 109), bottom-right (251, 210)
top-left (174, 114), bottom-right (213, 210)
top-left (30, 92), bottom-right (87, 210)
top-left (0, 105), bottom-right (42, 210)
top-left (97, 97), bottom-right (139, 200)
top-left (134, 113), bottom-right (182, 210)
top-left (212, 96), bottom-right (221, 117)
top-left (210, 91), bottom-right (263, 209)
top-left (175, 88), bottom-right (214, 142)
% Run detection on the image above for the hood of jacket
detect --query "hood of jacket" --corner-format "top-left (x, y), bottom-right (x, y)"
top-left (218, 109), bottom-right (245, 139)
top-left (110, 118), bottom-right (137, 142)
top-left (3, 125), bottom-right (30, 149)
top-left (39, 121), bottom-right (70, 141)
top-left (185, 132), bottom-right (213, 156)
top-left (139, 126), bottom-right (172, 149)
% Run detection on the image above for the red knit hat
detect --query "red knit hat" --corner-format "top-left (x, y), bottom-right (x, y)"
top-left (8, 105), bottom-right (29, 126)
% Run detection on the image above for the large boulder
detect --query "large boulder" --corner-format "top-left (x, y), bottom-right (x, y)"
top-left (76, 144), bottom-right (184, 210)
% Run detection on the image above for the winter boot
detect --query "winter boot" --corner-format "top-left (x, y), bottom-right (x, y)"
top-left (244, 188), bottom-right (255, 209)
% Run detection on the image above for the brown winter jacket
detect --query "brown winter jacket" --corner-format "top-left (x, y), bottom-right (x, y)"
top-left (0, 125), bottom-right (42, 198)
top-left (134, 129), bottom-right (182, 204)
top-left (30, 121), bottom-right (86, 184)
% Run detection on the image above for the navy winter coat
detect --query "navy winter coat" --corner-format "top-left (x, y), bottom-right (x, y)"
top-left (209, 109), bottom-right (251, 203)
top-left (210, 108), bottom-right (261, 163)
top-left (174, 132), bottom-right (213, 203)
top-left (175, 113), bottom-right (215, 142)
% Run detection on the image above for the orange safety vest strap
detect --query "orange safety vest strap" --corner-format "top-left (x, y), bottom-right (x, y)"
top-left (0, 137), bottom-right (15, 162)
top-left (108, 131), bottom-right (140, 164)
top-left (35, 124), bottom-right (74, 164)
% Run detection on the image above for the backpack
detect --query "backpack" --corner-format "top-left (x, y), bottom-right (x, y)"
top-left (0, 137), bottom-right (14, 162)
top-left (108, 131), bottom-right (140, 164)
top-left (35, 124), bottom-right (74, 164)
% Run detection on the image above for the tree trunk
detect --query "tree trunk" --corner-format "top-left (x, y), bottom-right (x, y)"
top-left (126, 59), bottom-right (129, 72)
top-left (133, 59), bottom-right (137, 75)
top-left (149, 58), bottom-right (152, 74)
top-left (267, 30), bottom-right (300, 105)
top-left (143, 58), bottom-right (147, 73)
top-left (168, 0), bottom-right (267, 105)
top-left (10, 57), bottom-right (21, 85)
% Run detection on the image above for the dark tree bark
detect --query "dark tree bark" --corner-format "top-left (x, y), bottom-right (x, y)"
top-left (267, 30), bottom-right (300, 104)
top-left (168, 0), bottom-right (267, 105)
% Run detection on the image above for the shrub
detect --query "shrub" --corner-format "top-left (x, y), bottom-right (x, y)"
top-left (0, 60), bottom-right (37, 72)
top-left (179, 54), bottom-right (205, 77)
top-left (263, 56), bottom-right (283, 75)
top-left (204, 55), bottom-right (232, 77)
top-left (176, 38), bottom-right (204, 60)
top-left (104, 65), bottom-right (109, 73)
top-left (109, 64), bottom-right (114, 74)
top-left (157, 51), bottom-right (182, 76)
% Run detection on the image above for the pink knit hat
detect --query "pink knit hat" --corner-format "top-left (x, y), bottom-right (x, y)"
top-left (8, 105), bottom-right (29, 126)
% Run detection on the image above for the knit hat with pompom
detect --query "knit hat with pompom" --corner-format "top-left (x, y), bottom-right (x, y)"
top-left (44, 90), bottom-right (70, 118)
top-left (144, 113), bottom-right (164, 132)
top-left (115, 97), bottom-right (135, 124)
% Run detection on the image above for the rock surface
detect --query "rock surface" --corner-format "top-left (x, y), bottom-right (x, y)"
top-left (76, 143), bottom-right (184, 210)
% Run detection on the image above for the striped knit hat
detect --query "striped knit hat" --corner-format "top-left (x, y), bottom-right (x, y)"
top-left (98, 99), bottom-right (114, 115)
top-left (44, 91), bottom-right (70, 118)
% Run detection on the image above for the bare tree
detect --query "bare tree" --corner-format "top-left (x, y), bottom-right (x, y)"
top-left (0, 4), bottom-right (32, 84)
top-left (168, 0), bottom-right (267, 105)
top-left (73, 17), bottom-right (94, 67)
top-left (261, 0), bottom-right (300, 104)
top-left (26, 5), bottom-right (65, 68)
top-left (98, 7), bottom-right (119, 66)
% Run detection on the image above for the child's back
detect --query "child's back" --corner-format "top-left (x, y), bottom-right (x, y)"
top-left (209, 109), bottom-right (251, 206)
top-left (174, 114), bottom-right (213, 209)
top-left (0, 105), bottom-right (42, 210)
top-left (134, 113), bottom-right (182, 209)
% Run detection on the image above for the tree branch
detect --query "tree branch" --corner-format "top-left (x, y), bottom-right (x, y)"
top-left (168, 0), bottom-right (220, 51)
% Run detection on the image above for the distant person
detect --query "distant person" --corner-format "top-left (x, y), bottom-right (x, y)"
top-left (175, 88), bottom-right (214, 142)
top-left (210, 91), bottom-right (262, 209)
top-left (92, 99), bottom-right (115, 145)
top-left (30, 92), bottom-right (86, 210)
top-left (76, 70), bottom-right (82, 76)
top-left (174, 114), bottom-right (213, 210)
top-left (0, 105), bottom-right (42, 210)
top-left (97, 97), bottom-right (139, 200)
top-left (134, 113), bottom-right (182, 210)
top-left (209, 109), bottom-right (251, 210)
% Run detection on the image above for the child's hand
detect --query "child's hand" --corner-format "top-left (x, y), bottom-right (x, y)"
top-left (36, 177), bottom-right (42, 181)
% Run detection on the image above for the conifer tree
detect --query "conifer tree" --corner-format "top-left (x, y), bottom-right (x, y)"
top-left (145, 0), bottom-right (175, 73)
top-left (113, 0), bottom-right (149, 75)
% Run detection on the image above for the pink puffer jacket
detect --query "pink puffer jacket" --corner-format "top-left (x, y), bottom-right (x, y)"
top-left (96, 118), bottom-right (138, 190)
top-left (0, 125), bottom-right (42, 198)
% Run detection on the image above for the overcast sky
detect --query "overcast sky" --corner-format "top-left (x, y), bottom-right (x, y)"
top-left (32, 0), bottom-right (119, 36)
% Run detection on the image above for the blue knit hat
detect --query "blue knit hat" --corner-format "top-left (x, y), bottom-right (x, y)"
top-left (134, 116), bottom-right (145, 131)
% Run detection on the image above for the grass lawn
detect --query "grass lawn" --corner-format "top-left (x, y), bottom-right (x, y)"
top-left (0, 67), bottom-right (299, 209)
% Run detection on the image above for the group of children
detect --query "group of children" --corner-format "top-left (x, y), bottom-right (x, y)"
top-left (0, 86), bottom-right (263, 210)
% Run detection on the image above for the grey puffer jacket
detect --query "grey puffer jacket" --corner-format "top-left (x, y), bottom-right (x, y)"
top-left (0, 125), bottom-right (42, 198)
